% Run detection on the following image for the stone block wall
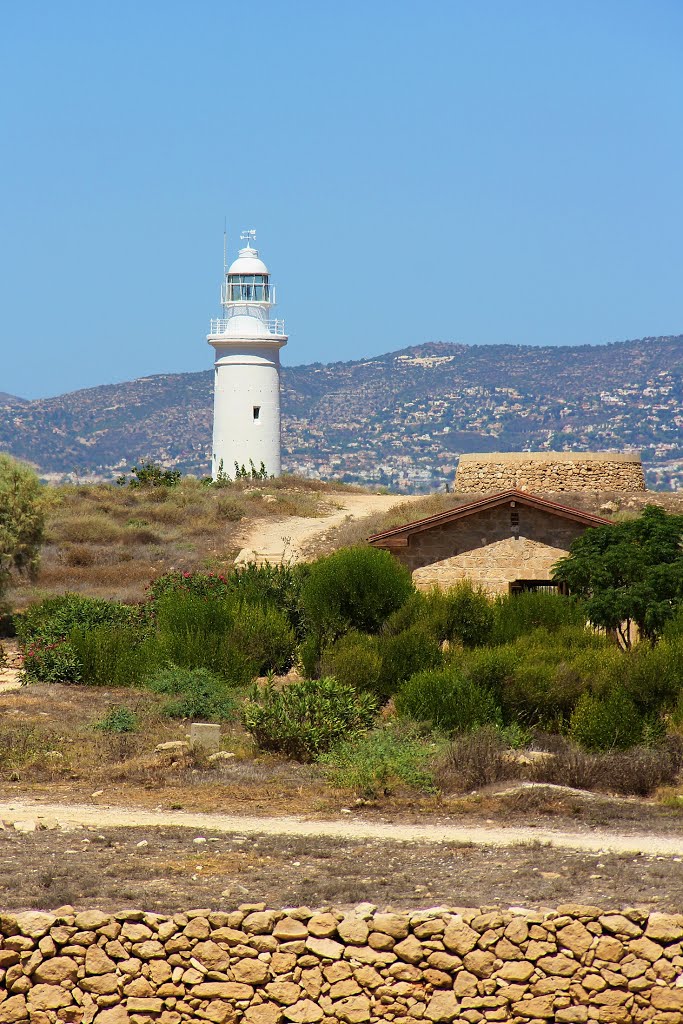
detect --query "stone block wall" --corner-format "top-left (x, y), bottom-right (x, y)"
top-left (394, 505), bottom-right (587, 595)
top-left (456, 452), bottom-right (645, 494)
top-left (2, 904), bottom-right (683, 1024)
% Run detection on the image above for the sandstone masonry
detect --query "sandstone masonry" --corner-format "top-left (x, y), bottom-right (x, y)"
top-left (456, 452), bottom-right (646, 494)
top-left (2, 904), bottom-right (683, 1024)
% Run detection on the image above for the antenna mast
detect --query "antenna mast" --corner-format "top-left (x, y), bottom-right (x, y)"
top-left (223, 218), bottom-right (228, 274)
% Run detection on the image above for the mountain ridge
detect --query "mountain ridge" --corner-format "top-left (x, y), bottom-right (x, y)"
top-left (1, 334), bottom-right (682, 490)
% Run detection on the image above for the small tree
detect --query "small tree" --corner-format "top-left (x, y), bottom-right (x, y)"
top-left (553, 505), bottom-right (683, 646)
top-left (0, 454), bottom-right (45, 597)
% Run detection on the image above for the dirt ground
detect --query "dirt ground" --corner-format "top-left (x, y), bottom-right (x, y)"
top-left (2, 822), bottom-right (683, 914)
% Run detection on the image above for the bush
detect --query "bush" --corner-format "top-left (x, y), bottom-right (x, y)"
top-left (117, 461), bottom-right (181, 488)
top-left (457, 646), bottom-right (519, 703)
top-left (242, 677), bottom-right (378, 761)
top-left (623, 638), bottom-right (683, 716)
top-left (17, 593), bottom-right (135, 646)
top-left (491, 592), bottom-right (585, 645)
top-left (230, 605), bottom-right (297, 675)
top-left (569, 688), bottom-right (644, 751)
top-left (70, 625), bottom-right (153, 687)
top-left (17, 593), bottom-right (136, 684)
top-left (383, 584), bottom-right (493, 647)
top-left (437, 726), bottom-right (514, 792)
top-left (154, 593), bottom-right (256, 683)
top-left (145, 666), bottom-right (239, 721)
top-left (300, 547), bottom-right (413, 640)
top-left (377, 625), bottom-right (442, 697)
top-left (396, 666), bottom-right (502, 733)
top-left (318, 726), bottom-right (438, 796)
top-left (94, 706), bottom-right (138, 733)
top-left (0, 454), bottom-right (44, 598)
top-left (320, 632), bottom-right (383, 693)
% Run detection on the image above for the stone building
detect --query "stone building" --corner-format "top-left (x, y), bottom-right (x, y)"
top-left (456, 451), bottom-right (645, 493)
top-left (368, 489), bottom-right (611, 595)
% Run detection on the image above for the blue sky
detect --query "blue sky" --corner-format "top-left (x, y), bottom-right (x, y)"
top-left (2, 0), bottom-right (682, 398)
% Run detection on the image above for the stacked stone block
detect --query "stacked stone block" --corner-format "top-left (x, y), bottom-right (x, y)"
top-left (456, 453), bottom-right (645, 494)
top-left (2, 904), bottom-right (683, 1024)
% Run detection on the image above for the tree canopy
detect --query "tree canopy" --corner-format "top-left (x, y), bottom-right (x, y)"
top-left (552, 505), bottom-right (683, 645)
top-left (0, 454), bottom-right (45, 597)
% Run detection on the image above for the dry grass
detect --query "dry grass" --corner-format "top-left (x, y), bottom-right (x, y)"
top-left (6, 477), bottom-right (360, 607)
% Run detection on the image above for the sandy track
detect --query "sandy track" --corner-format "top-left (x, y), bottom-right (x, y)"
top-left (234, 492), bottom-right (423, 564)
top-left (0, 799), bottom-right (680, 857)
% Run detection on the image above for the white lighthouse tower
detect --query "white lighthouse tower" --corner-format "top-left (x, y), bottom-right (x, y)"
top-left (207, 230), bottom-right (288, 480)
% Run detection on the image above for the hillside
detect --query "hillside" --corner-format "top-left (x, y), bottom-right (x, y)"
top-left (1, 334), bottom-right (682, 489)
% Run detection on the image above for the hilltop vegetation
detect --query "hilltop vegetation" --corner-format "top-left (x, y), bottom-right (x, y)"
top-left (1, 334), bottom-right (682, 490)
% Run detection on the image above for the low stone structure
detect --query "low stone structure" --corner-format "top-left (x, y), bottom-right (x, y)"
top-left (456, 452), bottom-right (645, 494)
top-left (1, 905), bottom-right (683, 1024)
top-left (1, 903), bottom-right (683, 1024)
top-left (369, 490), bottom-right (609, 595)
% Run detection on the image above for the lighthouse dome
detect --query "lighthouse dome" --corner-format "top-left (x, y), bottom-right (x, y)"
top-left (228, 246), bottom-right (269, 276)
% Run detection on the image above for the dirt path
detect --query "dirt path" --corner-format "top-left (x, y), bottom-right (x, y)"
top-left (1, 798), bottom-right (681, 857)
top-left (233, 492), bottom-right (422, 564)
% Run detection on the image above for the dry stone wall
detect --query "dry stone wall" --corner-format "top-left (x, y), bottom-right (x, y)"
top-left (2, 904), bottom-right (683, 1024)
top-left (456, 452), bottom-right (646, 494)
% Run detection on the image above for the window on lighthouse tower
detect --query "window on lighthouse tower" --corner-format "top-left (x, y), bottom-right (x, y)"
top-left (253, 406), bottom-right (261, 421)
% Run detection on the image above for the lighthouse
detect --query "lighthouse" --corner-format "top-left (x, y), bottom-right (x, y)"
top-left (207, 230), bottom-right (288, 480)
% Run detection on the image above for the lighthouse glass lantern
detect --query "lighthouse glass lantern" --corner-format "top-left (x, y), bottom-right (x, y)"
top-left (207, 230), bottom-right (288, 480)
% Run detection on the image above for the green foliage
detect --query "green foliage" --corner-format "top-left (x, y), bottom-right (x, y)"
top-left (386, 584), bottom-right (493, 647)
top-left (490, 591), bottom-right (586, 645)
top-left (377, 624), bottom-right (442, 697)
top-left (396, 666), bottom-right (502, 733)
top-left (569, 688), bottom-right (645, 751)
top-left (145, 666), bottom-right (239, 721)
top-left (94, 706), bottom-right (138, 733)
top-left (623, 637), bottom-right (683, 716)
top-left (154, 593), bottom-right (256, 683)
top-left (230, 604), bottom-right (297, 675)
top-left (117, 461), bottom-right (181, 488)
top-left (0, 454), bottom-right (45, 598)
top-left (492, 627), bottom-right (619, 728)
top-left (455, 646), bottom-right (519, 704)
top-left (318, 726), bottom-right (438, 796)
top-left (17, 593), bottom-right (137, 684)
top-left (70, 625), bottom-right (154, 687)
top-left (553, 505), bottom-right (683, 644)
top-left (320, 632), bottom-right (383, 693)
top-left (242, 677), bottom-right (378, 761)
top-left (300, 546), bottom-right (413, 640)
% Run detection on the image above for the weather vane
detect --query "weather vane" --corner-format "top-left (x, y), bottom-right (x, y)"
top-left (240, 229), bottom-right (256, 247)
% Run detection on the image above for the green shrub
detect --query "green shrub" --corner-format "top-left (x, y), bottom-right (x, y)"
top-left (0, 454), bottom-right (44, 599)
top-left (94, 706), bottom-right (138, 733)
top-left (623, 638), bottom-right (683, 716)
top-left (318, 726), bottom-right (438, 796)
top-left (457, 646), bottom-right (519, 702)
top-left (320, 632), bottom-right (383, 693)
top-left (17, 593), bottom-right (134, 646)
top-left (384, 584), bottom-right (494, 647)
top-left (439, 582), bottom-right (494, 647)
top-left (300, 547), bottom-right (413, 640)
top-left (569, 688), bottom-right (644, 751)
top-left (377, 625), bottom-right (442, 698)
top-left (153, 593), bottom-right (256, 682)
top-left (21, 641), bottom-right (83, 685)
top-left (491, 592), bottom-right (585, 645)
top-left (145, 666), bottom-right (239, 721)
top-left (230, 605), bottom-right (296, 675)
top-left (396, 666), bottom-right (502, 733)
top-left (117, 461), bottom-right (181, 488)
top-left (242, 677), bottom-right (378, 761)
top-left (70, 625), bottom-right (153, 687)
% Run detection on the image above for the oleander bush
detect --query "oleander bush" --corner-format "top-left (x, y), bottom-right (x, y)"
top-left (242, 677), bottom-right (378, 761)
